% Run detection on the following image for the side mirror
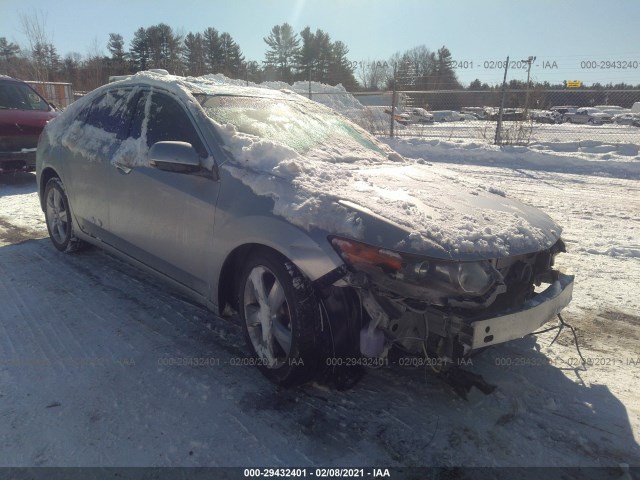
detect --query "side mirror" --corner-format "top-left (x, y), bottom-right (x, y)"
top-left (149, 141), bottom-right (201, 174)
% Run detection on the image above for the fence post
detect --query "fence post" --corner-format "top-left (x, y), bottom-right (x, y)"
top-left (523, 56), bottom-right (535, 117)
top-left (390, 63), bottom-right (397, 138)
top-left (494, 56), bottom-right (509, 145)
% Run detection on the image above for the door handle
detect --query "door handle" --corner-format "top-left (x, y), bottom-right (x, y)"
top-left (114, 162), bottom-right (132, 174)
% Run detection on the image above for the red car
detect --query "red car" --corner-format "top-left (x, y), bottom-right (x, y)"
top-left (0, 76), bottom-right (58, 173)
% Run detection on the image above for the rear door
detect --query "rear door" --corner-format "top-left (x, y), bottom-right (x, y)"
top-left (63, 87), bottom-right (140, 238)
top-left (106, 88), bottom-right (219, 295)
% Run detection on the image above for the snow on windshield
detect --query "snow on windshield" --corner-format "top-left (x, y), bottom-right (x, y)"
top-left (200, 95), bottom-right (386, 159)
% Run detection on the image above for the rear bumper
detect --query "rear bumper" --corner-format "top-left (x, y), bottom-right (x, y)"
top-left (467, 273), bottom-right (574, 349)
top-left (0, 150), bottom-right (36, 173)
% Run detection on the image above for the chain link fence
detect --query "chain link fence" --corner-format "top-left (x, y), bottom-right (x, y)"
top-left (350, 88), bottom-right (640, 146)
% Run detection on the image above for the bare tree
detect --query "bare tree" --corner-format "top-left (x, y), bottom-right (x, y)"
top-left (19, 9), bottom-right (52, 81)
top-left (357, 59), bottom-right (390, 90)
top-left (85, 37), bottom-right (106, 90)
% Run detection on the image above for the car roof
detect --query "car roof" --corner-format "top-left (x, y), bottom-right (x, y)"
top-left (110, 71), bottom-right (304, 102)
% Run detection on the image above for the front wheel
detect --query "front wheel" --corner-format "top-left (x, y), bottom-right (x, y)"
top-left (238, 250), bottom-right (322, 386)
top-left (44, 178), bottom-right (84, 253)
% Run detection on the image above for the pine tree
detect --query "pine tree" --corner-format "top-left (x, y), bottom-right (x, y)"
top-left (146, 24), bottom-right (182, 72)
top-left (295, 26), bottom-right (315, 81)
top-left (328, 40), bottom-right (358, 89)
top-left (0, 37), bottom-right (21, 77)
top-left (203, 27), bottom-right (222, 73)
top-left (107, 33), bottom-right (127, 73)
top-left (0, 37), bottom-right (20, 62)
top-left (434, 46), bottom-right (461, 90)
top-left (263, 23), bottom-right (299, 83)
top-left (129, 27), bottom-right (149, 71)
top-left (295, 27), bottom-right (333, 83)
top-left (219, 32), bottom-right (244, 77)
top-left (183, 32), bottom-right (205, 77)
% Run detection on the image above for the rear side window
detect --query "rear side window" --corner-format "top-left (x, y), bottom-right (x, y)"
top-left (85, 88), bottom-right (139, 138)
top-left (131, 91), bottom-right (207, 157)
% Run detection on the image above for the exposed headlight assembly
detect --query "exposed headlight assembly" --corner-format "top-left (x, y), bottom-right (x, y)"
top-left (330, 236), bottom-right (500, 300)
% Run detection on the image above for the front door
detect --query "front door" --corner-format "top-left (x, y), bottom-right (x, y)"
top-left (107, 89), bottom-right (219, 295)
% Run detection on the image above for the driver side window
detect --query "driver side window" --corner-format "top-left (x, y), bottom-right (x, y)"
top-left (131, 91), bottom-right (207, 158)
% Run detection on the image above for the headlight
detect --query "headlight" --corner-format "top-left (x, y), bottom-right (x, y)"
top-left (330, 236), bottom-right (498, 298)
top-left (433, 262), bottom-right (495, 296)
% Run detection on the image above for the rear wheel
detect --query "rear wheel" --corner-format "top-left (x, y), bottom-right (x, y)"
top-left (238, 250), bottom-right (321, 386)
top-left (44, 178), bottom-right (84, 253)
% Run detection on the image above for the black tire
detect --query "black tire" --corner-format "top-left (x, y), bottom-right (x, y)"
top-left (43, 177), bottom-right (84, 253)
top-left (238, 250), bottom-right (321, 386)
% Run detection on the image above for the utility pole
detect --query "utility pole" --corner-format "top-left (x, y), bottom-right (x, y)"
top-left (494, 56), bottom-right (509, 146)
top-left (522, 56), bottom-right (536, 118)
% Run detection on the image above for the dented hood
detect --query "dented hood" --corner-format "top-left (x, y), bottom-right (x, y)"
top-left (330, 163), bottom-right (562, 260)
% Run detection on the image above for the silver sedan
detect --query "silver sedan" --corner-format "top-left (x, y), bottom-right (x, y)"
top-left (37, 72), bottom-right (574, 388)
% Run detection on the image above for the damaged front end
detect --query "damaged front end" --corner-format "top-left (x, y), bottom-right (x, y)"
top-left (326, 236), bottom-right (574, 370)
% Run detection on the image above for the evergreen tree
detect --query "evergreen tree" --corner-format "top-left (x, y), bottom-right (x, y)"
top-left (433, 46), bottom-right (460, 89)
top-left (263, 23), bottom-right (299, 83)
top-left (146, 23), bottom-right (182, 72)
top-left (183, 32), bottom-right (205, 77)
top-left (295, 27), bottom-right (332, 83)
top-left (328, 41), bottom-right (358, 89)
top-left (0, 37), bottom-right (20, 62)
top-left (219, 32), bottom-right (244, 77)
top-left (0, 37), bottom-right (22, 77)
top-left (203, 27), bottom-right (222, 73)
top-left (129, 27), bottom-right (149, 71)
top-left (107, 33), bottom-right (127, 73)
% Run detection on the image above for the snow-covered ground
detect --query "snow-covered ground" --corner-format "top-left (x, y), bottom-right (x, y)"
top-left (1, 134), bottom-right (639, 471)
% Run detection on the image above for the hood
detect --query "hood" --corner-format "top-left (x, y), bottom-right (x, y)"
top-left (224, 159), bottom-right (562, 261)
top-left (331, 163), bottom-right (561, 260)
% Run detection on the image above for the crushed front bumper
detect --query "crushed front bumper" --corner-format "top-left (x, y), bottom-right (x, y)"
top-left (466, 273), bottom-right (574, 349)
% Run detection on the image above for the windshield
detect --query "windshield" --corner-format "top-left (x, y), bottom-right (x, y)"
top-left (0, 82), bottom-right (50, 111)
top-left (198, 94), bottom-right (386, 157)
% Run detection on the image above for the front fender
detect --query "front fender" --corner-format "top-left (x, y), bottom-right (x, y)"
top-left (210, 214), bottom-right (344, 307)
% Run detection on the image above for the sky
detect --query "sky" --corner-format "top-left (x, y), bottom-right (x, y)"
top-left (2, 0), bottom-right (640, 87)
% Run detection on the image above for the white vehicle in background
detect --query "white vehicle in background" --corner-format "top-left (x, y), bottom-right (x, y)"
top-left (550, 105), bottom-right (578, 123)
top-left (594, 105), bottom-right (624, 113)
top-left (530, 110), bottom-right (561, 124)
top-left (459, 112), bottom-right (480, 121)
top-left (461, 107), bottom-right (490, 120)
top-left (564, 107), bottom-right (613, 125)
top-left (431, 110), bottom-right (463, 122)
top-left (408, 108), bottom-right (434, 124)
top-left (613, 112), bottom-right (640, 127)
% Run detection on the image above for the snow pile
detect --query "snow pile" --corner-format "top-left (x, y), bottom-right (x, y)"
top-left (383, 137), bottom-right (640, 179)
top-left (529, 140), bottom-right (640, 160)
top-left (198, 73), bottom-right (396, 133)
top-left (199, 73), bottom-right (364, 112)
